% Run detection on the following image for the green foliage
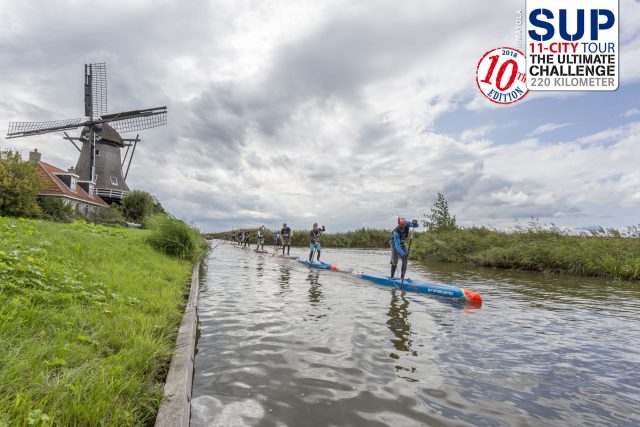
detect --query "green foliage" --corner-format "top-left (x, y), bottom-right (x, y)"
top-left (88, 205), bottom-right (126, 227)
top-left (38, 197), bottom-right (74, 222)
top-left (0, 217), bottom-right (192, 425)
top-left (148, 215), bottom-right (207, 262)
top-left (423, 193), bottom-right (457, 232)
top-left (410, 225), bottom-right (640, 280)
top-left (120, 190), bottom-right (155, 224)
top-left (0, 149), bottom-right (42, 218)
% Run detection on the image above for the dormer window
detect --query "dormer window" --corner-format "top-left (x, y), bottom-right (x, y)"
top-left (110, 176), bottom-right (118, 186)
top-left (70, 177), bottom-right (77, 192)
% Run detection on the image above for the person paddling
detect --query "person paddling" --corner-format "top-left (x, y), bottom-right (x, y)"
top-left (390, 217), bottom-right (419, 279)
top-left (281, 223), bottom-right (292, 255)
top-left (257, 225), bottom-right (266, 251)
top-left (308, 223), bottom-right (325, 261)
top-left (274, 229), bottom-right (280, 251)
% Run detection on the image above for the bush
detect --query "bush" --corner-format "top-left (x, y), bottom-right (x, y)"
top-left (0, 149), bottom-right (42, 217)
top-left (121, 190), bottom-right (155, 224)
top-left (88, 205), bottom-right (126, 227)
top-left (38, 197), bottom-right (74, 222)
top-left (147, 215), bottom-right (207, 262)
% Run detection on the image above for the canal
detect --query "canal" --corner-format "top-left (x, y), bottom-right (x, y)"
top-left (191, 242), bottom-right (640, 426)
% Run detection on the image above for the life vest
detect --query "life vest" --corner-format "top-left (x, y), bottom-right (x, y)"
top-left (310, 229), bottom-right (321, 243)
top-left (391, 225), bottom-right (409, 244)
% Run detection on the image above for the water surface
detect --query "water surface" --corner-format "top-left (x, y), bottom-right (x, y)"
top-left (191, 242), bottom-right (640, 426)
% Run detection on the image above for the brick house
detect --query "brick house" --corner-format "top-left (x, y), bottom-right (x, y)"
top-left (29, 149), bottom-right (108, 215)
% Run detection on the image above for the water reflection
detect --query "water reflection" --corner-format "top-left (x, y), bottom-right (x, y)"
top-left (387, 289), bottom-right (419, 382)
top-left (278, 263), bottom-right (290, 295)
top-left (306, 270), bottom-right (323, 306)
top-left (255, 257), bottom-right (264, 279)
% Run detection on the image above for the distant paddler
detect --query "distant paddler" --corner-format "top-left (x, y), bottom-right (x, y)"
top-left (308, 223), bottom-right (325, 261)
top-left (257, 225), bottom-right (266, 251)
top-left (274, 229), bottom-right (281, 251)
top-left (280, 223), bottom-right (292, 256)
top-left (390, 217), bottom-right (419, 279)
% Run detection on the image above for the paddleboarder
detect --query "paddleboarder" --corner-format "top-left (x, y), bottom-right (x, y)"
top-left (257, 225), bottom-right (266, 251)
top-left (281, 223), bottom-right (292, 255)
top-left (274, 229), bottom-right (281, 251)
top-left (390, 217), bottom-right (419, 279)
top-left (308, 223), bottom-right (325, 261)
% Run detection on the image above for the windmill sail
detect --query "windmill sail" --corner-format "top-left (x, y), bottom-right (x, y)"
top-left (85, 63), bottom-right (107, 119)
top-left (7, 118), bottom-right (90, 138)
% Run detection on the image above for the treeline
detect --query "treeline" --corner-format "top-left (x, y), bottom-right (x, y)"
top-left (208, 192), bottom-right (640, 281)
top-left (208, 227), bottom-right (391, 249)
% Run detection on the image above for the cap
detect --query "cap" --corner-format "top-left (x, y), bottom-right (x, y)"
top-left (398, 217), bottom-right (408, 225)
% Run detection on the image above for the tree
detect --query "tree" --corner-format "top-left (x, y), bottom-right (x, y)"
top-left (0, 149), bottom-right (42, 218)
top-left (39, 197), bottom-right (73, 222)
top-left (120, 190), bottom-right (155, 223)
top-left (423, 193), bottom-right (457, 231)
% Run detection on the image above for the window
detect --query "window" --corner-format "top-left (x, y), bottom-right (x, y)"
top-left (95, 149), bottom-right (100, 156)
top-left (70, 177), bottom-right (77, 191)
top-left (88, 184), bottom-right (94, 196)
top-left (110, 176), bottom-right (118, 186)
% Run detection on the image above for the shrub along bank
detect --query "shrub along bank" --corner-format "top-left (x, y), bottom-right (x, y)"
top-left (0, 217), bottom-right (200, 426)
top-left (410, 227), bottom-right (640, 280)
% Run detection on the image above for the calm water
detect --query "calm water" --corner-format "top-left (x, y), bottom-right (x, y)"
top-left (191, 242), bottom-right (640, 426)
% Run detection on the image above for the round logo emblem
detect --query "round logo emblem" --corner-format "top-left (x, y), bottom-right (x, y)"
top-left (476, 47), bottom-right (528, 104)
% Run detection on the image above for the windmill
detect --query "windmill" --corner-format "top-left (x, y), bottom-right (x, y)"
top-left (5, 63), bottom-right (167, 203)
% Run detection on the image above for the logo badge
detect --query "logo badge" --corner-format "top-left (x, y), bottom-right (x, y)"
top-left (526, 0), bottom-right (619, 91)
top-left (476, 47), bottom-right (529, 104)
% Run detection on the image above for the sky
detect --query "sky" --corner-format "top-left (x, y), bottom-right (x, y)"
top-left (1, 0), bottom-right (639, 232)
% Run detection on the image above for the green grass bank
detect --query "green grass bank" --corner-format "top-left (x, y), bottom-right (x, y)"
top-left (0, 217), bottom-right (194, 426)
top-left (411, 227), bottom-right (640, 280)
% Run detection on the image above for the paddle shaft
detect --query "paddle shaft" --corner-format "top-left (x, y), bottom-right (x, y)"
top-left (400, 232), bottom-right (413, 288)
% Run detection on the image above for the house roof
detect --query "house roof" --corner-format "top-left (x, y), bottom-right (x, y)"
top-left (36, 162), bottom-right (109, 207)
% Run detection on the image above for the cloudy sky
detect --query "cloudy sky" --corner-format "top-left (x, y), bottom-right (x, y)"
top-left (1, 0), bottom-right (639, 232)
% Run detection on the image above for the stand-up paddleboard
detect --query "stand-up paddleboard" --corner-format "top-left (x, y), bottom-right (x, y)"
top-left (273, 254), bottom-right (298, 259)
top-left (355, 272), bottom-right (482, 304)
top-left (254, 249), bottom-right (269, 254)
top-left (297, 259), bottom-right (338, 271)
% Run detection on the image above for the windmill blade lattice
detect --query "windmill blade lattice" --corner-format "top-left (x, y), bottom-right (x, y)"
top-left (104, 107), bottom-right (167, 134)
top-left (7, 118), bottom-right (89, 139)
top-left (85, 63), bottom-right (107, 119)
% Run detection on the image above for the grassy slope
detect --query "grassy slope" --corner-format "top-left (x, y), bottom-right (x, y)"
top-left (411, 228), bottom-right (640, 280)
top-left (0, 218), bottom-right (192, 426)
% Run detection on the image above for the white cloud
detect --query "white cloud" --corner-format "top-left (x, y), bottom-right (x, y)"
top-left (528, 123), bottom-right (570, 137)
top-left (1, 0), bottom-right (640, 231)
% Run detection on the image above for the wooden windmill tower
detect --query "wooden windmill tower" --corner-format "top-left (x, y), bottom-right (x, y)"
top-left (5, 63), bottom-right (167, 203)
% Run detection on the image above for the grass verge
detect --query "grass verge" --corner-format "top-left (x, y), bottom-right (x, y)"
top-left (411, 227), bottom-right (640, 280)
top-left (0, 217), bottom-right (193, 426)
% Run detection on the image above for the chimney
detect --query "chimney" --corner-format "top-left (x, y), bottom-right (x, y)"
top-left (29, 149), bottom-right (41, 163)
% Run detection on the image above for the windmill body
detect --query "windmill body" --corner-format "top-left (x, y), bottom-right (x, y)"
top-left (76, 123), bottom-right (130, 201)
top-left (6, 63), bottom-right (167, 204)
